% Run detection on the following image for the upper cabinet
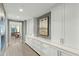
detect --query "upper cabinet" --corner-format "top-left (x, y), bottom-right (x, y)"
top-left (64, 4), bottom-right (79, 49)
top-left (51, 4), bottom-right (65, 44)
top-left (51, 3), bottom-right (79, 50)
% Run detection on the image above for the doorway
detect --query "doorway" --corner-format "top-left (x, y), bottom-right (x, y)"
top-left (8, 21), bottom-right (22, 46)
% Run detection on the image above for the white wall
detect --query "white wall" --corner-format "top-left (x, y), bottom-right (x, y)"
top-left (26, 3), bottom-right (79, 56)
top-left (27, 19), bottom-right (34, 37)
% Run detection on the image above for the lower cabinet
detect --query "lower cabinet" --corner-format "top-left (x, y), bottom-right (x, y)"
top-left (60, 52), bottom-right (73, 56)
top-left (26, 38), bottom-right (58, 56)
top-left (56, 47), bottom-right (78, 56)
top-left (58, 50), bottom-right (77, 56)
top-left (25, 38), bottom-right (78, 56)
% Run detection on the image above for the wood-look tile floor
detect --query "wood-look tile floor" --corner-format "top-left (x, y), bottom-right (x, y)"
top-left (5, 37), bottom-right (39, 56)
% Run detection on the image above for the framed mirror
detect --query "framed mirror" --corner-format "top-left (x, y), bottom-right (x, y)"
top-left (38, 16), bottom-right (49, 37)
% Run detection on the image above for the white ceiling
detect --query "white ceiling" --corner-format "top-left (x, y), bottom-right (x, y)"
top-left (4, 3), bottom-right (55, 21)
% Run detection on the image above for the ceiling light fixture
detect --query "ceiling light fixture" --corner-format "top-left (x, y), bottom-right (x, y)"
top-left (19, 9), bottom-right (23, 12)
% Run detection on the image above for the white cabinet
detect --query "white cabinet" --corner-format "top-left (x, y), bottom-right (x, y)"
top-left (25, 37), bottom-right (79, 56)
top-left (25, 38), bottom-right (58, 56)
top-left (51, 4), bottom-right (65, 44)
top-left (59, 50), bottom-right (77, 56)
top-left (64, 4), bottom-right (79, 49)
top-left (38, 41), bottom-right (57, 56)
top-left (60, 52), bottom-right (74, 56)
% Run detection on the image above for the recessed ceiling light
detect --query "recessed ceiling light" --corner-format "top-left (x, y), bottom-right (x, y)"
top-left (19, 9), bottom-right (23, 12)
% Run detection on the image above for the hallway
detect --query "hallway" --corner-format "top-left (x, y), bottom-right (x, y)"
top-left (4, 37), bottom-right (39, 56)
top-left (1, 3), bottom-right (79, 56)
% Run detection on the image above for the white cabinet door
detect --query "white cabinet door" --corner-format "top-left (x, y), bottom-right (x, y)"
top-left (57, 49), bottom-right (77, 56)
top-left (51, 4), bottom-right (65, 44)
top-left (64, 4), bottom-right (79, 49)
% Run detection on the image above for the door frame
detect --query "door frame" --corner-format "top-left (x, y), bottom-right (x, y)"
top-left (8, 19), bottom-right (23, 46)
